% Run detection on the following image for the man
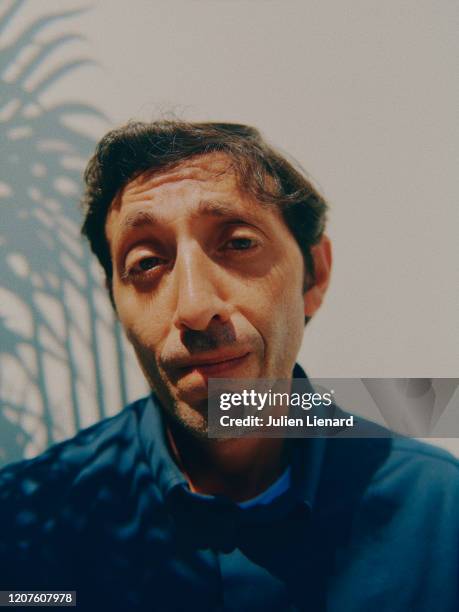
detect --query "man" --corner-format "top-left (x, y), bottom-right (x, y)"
top-left (0, 121), bottom-right (457, 611)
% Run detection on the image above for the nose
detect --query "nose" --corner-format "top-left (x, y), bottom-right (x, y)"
top-left (172, 245), bottom-right (232, 331)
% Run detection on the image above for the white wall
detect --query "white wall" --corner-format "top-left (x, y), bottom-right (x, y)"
top-left (1, 0), bottom-right (457, 458)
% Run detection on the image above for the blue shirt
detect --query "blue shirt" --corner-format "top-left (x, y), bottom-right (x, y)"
top-left (0, 365), bottom-right (458, 611)
top-left (237, 467), bottom-right (291, 509)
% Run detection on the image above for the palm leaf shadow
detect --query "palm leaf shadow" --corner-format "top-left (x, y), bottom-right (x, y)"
top-left (0, 1), bottom-right (131, 466)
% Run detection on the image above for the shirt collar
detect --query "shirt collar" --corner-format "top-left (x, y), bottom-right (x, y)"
top-left (137, 362), bottom-right (325, 513)
top-left (138, 394), bottom-right (188, 496)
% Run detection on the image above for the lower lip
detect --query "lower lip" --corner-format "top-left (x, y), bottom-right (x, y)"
top-left (188, 353), bottom-right (250, 377)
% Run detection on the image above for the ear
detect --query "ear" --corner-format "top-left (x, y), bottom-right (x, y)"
top-left (304, 235), bottom-right (332, 318)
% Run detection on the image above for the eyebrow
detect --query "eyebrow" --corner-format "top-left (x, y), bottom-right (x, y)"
top-left (193, 199), bottom-right (264, 224)
top-left (118, 199), bottom-right (264, 237)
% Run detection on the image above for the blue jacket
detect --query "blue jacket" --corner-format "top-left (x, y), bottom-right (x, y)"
top-left (0, 380), bottom-right (458, 611)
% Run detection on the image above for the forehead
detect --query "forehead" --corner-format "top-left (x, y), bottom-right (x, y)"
top-left (105, 153), bottom-right (278, 238)
top-left (113, 153), bottom-right (242, 211)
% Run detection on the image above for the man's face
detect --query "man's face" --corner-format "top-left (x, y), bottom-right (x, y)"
top-left (106, 153), bottom-right (307, 434)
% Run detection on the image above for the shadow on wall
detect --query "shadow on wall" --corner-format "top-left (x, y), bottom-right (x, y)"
top-left (0, 0), bottom-right (141, 467)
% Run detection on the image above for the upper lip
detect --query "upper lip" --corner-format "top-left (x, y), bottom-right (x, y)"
top-left (172, 351), bottom-right (250, 370)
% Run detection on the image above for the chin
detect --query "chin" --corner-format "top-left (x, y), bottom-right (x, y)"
top-left (153, 379), bottom-right (208, 434)
top-left (167, 401), bottom-right (210, 439)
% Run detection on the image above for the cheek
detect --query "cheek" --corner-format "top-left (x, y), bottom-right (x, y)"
top-left (273, 277), bottom-right (305, 342)
top-left (267, 251), bottom-right (304, 317)
top-left (261, 254), bottom-right (305, 365)
top-left (115, 289), bottom-right (168, 356)
top-left (118, 310), bottom-right (169, 394)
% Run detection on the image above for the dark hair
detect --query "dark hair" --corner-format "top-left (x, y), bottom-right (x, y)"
top-left (81, 120), bottom-right (328, 304)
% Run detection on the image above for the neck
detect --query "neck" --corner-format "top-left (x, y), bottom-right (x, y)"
top-left (166, 421), bottom-right (287, 503)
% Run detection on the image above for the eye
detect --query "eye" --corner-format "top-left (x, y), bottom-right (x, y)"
top-left (123, 256), bottom-right (165, 280)
top-left (137, 257), bottom-right (163, 271)
top-left (224, 237), bottom-right (257, 250)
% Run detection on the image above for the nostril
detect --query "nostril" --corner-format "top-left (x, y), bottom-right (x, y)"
top-left (174, 296), bottom-right (233, 333)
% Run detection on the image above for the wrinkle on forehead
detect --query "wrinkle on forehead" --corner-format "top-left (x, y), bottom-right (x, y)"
top-left (110, 153), bottom-right (236, 213)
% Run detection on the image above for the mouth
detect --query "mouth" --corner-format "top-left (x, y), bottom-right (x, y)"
top-left (178, 352), bottom-right (251, 377)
